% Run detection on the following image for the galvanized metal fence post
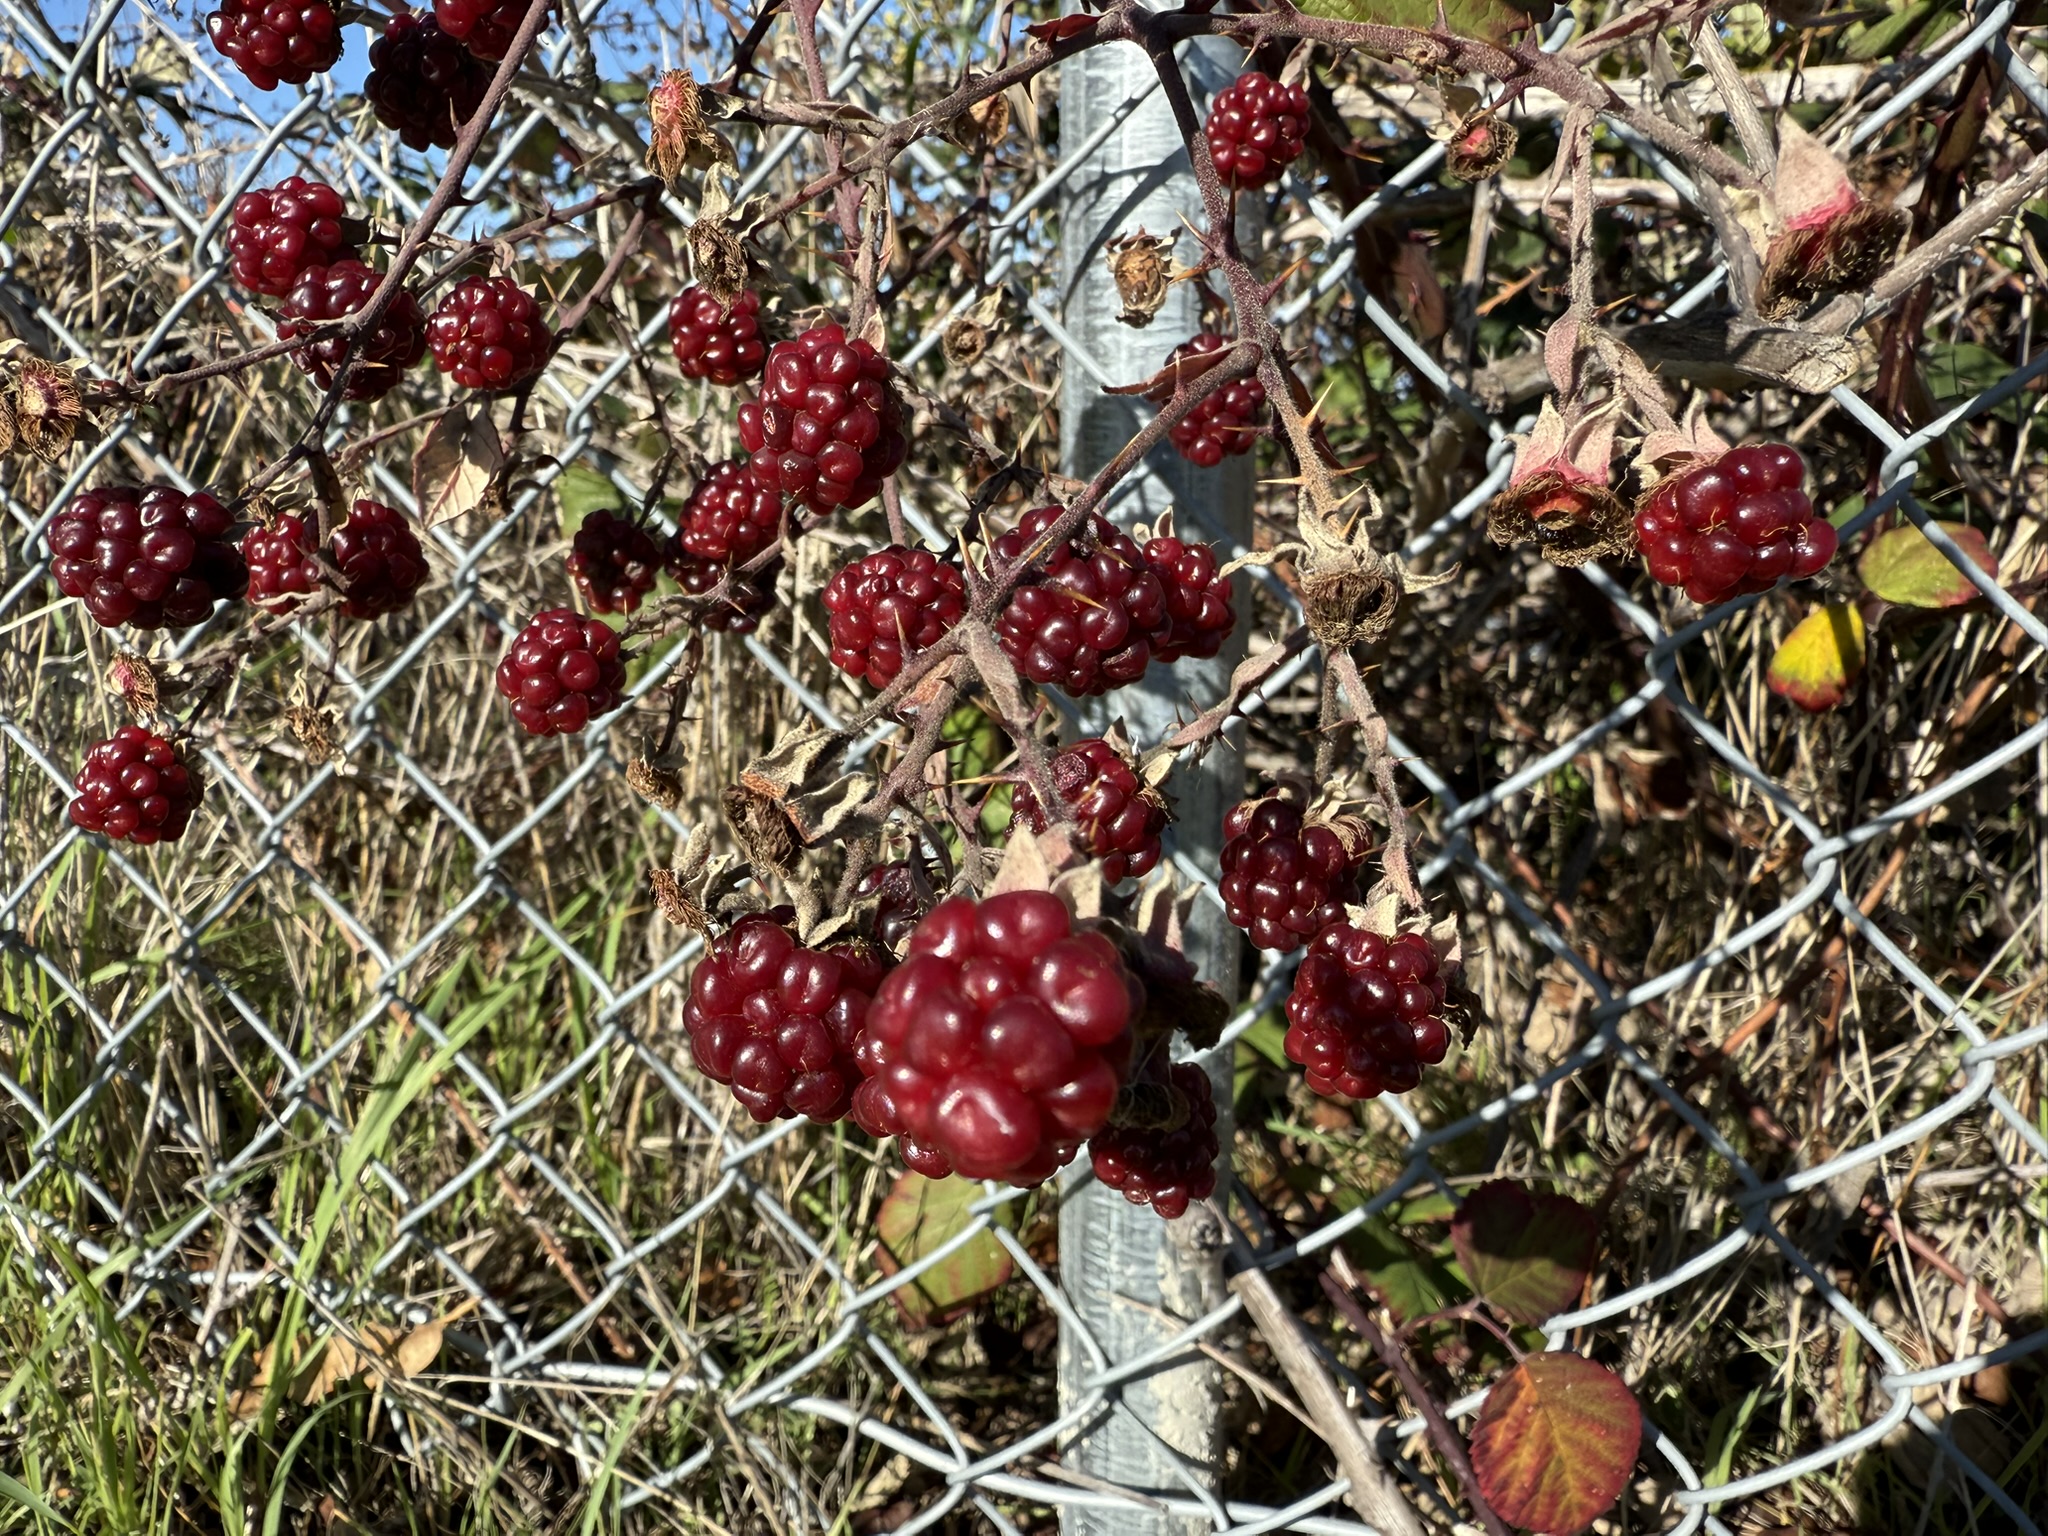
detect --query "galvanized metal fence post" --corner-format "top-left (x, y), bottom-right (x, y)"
top-left (1056, 13), bottom-right (1250, 1529)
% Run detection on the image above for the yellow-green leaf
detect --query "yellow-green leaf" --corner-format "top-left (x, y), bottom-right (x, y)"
top-left (1298, 0), bottom-right (1550, 49)
top-left (1858, 522), bottom-right (1997, 609)
top-left (1767, 603), bottom-right (1866, 713)
top-left (875, 1171), bottom-right (1013, 1328)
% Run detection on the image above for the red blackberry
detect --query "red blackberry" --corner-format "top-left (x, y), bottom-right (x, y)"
top-left (1204, 71), bottom-right (1310, 192)
top-left (737, 323), bottom-right (908, 515)
top-left (1088, 1062), bottom-right (1218, 1220)
top-left (1164, 335), bottom-right (1265, 468)
top-left (433, 0), bottom-right (550, 60)
top-left (227, 177), bottom-right (357, 298)
top-left (857, 861), bottom-right (929, 950)
top-left (1220, 791), bottom-right (1372, 952)
top-left (275, 260), bottom-right (429, 402)
top-left (820, 546), bottom-right (967, 690)
top-left (494, 608), bottom-right (628, 735)
top-left (993, 507), bottom-right (1166, 698)
top-left (206, 0), bottom-right (342, 90)
top-left (1011, 737), bottom-right (1167, 885)
top-left (48, 485), bottom-right (247, 630)
top-left (665, 547), bottom-right (777, 633)
top-left (331, 499), bottom-right (428, 618)
top-left (241, 513), bottom-right (321, 613)
top-left (852, 891), bottom-right (1139, 1185)
top-left (674, 459), bottom-right (784, 568)
top-left (427, 275), bottom-right (553, 391)
top-left (685, 913), bottom-right (886, 1123)
top-left (1285, 925), bottom-right (1449, 1099)
top-left (68, 727), bottom-right (202, 846)
top-left (1633, 443), bottom-right (1838, 606)
top-left (669, 287), bottom-right (767, 386)
top-left (1143, 532), bottom-right (1236, 660)
top-left (365, 13), bottom-right (490, 152)
top-left (567, 509), bottom-right (660, 615)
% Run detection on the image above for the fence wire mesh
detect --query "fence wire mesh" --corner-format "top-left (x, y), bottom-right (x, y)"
top-left (1, 0), bottom-right (2046, 1531)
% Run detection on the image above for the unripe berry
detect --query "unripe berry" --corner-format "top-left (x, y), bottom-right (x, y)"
top-left (673, 459), bottom-right (784, 568)
top-left (227, 177), bottom-right (357, 298)
top-left (426, 276), bottom-right (553, 391)
top-left (330, 500), bottom-right (429, 618)
top-left (1163, 334), bottom-right (1265, 468)
top-left (820, 546), bottom-right (968, 689)
top-left (1204, 71), bottom-right (1310, 191)
top-left (1143, 532), bottom-right (1236, 661)
top-left (365, 13), bottom-right (490, 151)
top-left (1634, 443), bottom-right (1837, 606)
top-left (69, 726), bottom-right (202, 846)
top-left (993, 507), bottom-right (1165, 698)
top-left (433, 0), bottom-right (552, 60)
top-left (275, 260), bottom-right (429, 402)
top-left (567, 510), bottom-right (661, 615)
top-left (1088, 1062), bottom-right (1219, 1219)
top-left (494, 608), bottom-right (628, 735)
top-left (663, 547), bottom-right (777, 633)
top-left (669, 287), bottom-right (768, 386)
top-left (1011, 738), bottom-right (1167, 885)
top-left (1284, 925), bottom-right (1450, 1099)
top-left (1220, 791), bottom-right (1372, 952)
top-left (736, 323), bottom-right (908, 515)
top-left (206, 0), bottom-right (342, 90)
top-left (48, 485), bottom-right (247, 631)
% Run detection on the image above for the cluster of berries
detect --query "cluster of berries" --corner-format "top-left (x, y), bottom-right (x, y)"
top-left (1634, 444), bottom-right (1837, 606)
top-left (1162, 334), bottom-right (1267, 467)
top-left (243, 499), bottom-right (429, 617)
top-left (1012, 738), bottom-right (1167, 885)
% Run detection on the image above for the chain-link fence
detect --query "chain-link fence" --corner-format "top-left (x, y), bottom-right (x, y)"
top-left (2, 0), bottom-right (2046, 1530)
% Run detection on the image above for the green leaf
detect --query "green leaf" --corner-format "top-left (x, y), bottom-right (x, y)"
top-left (875, 1171), bottom-right (1013, 1328)
top-left (1922, 341), bottom-right (2011, 405)
top-left (1843, 0), bottom-right (1944, 61)
top-left (1767, 603), bottom-right (1866, 713)
top-left (1858, 522), bottom-right (1997, 609)
top-left (558, 465), bottom-right (625, 528)
top-left (1297, 0), bottom-right (1548, 49)
top-left (1469, 1353), bottom-right (1642, 1536)
top-left (1337, 1209), bottom-right (1464, 1323)
top-left (1450, 1180), bottom-right (1598, 1326)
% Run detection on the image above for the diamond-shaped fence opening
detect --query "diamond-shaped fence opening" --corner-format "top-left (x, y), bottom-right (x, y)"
top-left (2, 0), bottom-right (2047, 1531)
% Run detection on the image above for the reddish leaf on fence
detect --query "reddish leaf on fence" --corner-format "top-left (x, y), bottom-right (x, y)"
top-left (1858, 521), bottom-right (1997, 609)
top-left (1469, 1352), bottom-right (1641, 1535)
top-left (875, 1170), bottom-right (1013, 1328)
top-left (1449, 1180), bottom-right (1598, 1326)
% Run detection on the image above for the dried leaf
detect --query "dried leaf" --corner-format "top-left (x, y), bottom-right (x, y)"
top-left (411, 405), bottom-right (503, 526)
top-left (1450, 1180), bottom-right (1599, 1326)
top-left (989, 823), bottom-right (1055, 895)
top-left (1022, 13), bottom-right (1096, 42)
top-left (1106, 229), bottom-right (1174, 328)
top-left (1766, 602), bottom-right (1866, 713)
top-left (1469, 1352), bottom-right (1642, 1535)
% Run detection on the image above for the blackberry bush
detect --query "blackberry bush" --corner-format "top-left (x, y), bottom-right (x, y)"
top-left (1088, 1062), bottom-right (1218, 1219)
top-left (1634, 443), bottom-right (1838, 606)
top-left (1011, 737), bottom-right (1167, 885)
top-left (1204, 70), bottom-right (1310, 191)
top-left (206, 0), bottom-right (342, 90)
top-left (427, 275), bottom-right (553, 391)
top-left (567, 510), bottom-right (661, 615)
top-left (685, 913), bottom-right (886, 1123)
top-left (48, 486), bottom-right (247, 631)
top-left (737, 323), bottom-right (907, 514)
top-left (495, 608), bottom-right (629, 735)
top-left (227, 177), bottom-right (357, 298)
top-left (820, 546), bottom-right (968, 690)
top-left (669, 287), bottom-right (768, 386)
top-left (1163, 334), bottom-right (1266, 467)
top-left (69, 727), bottom-right (202, 846)
top-left (275, 261), bottom-right (429, 401)
top-left (1285, 925), bottom-right (1450, 1099)
top-left (1220, 790), bottom-right (1373, 952)
top-left (852, 892), bottom-right (1138, 1185)
top-left (365, 13), bottom-right (490, 151)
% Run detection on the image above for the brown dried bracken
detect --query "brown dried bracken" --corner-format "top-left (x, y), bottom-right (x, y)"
top-left (1445, 108), bottom-right (1517, 183)
top-left (1106, 230), bottom-right (1173, 328)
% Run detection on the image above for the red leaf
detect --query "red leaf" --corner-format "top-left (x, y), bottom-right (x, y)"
top-left (1102, 344), bottom-right (1234, 403)
top-left (1450, 1180), bottom-right (1598, 1326)
top-left (1469, 1353), bottom-right (1642, 1535)
top-left (1023, 13), bottom-right (1097, 41)
top-left (875, 1171), bottom-right (1013, 1328)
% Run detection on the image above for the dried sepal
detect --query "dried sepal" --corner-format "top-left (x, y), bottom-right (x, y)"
top-left (1754, 119), bottom-right (1907, 318)
top-left (108, 653), bottom-right (162, 719)
top-left (943, 289), bottom-right (1004, 368)
top-left (626, 755), bottom-right (685, 809)
top-left (944, 78), bottom-right (1010, 156)
top-left (646, 71), bottom-right (737, 185)
top-left (1634, 395), bottom-right (1732, 491)
top-left (1445, 107), bottom-right (1517, 183)
top-left (0, 351), bottom-right (83, 461)
top-left (1294, 488), bottom-right (1403, 648)
top-left (1106, 229), bottom-right (1175, 328)
top-left (1485, 395), bottom-right (1633, 567)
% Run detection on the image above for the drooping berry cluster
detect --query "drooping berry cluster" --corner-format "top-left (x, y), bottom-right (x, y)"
top-left (738, 323), bottom-right (907, 515)
top-left (206, 0), bottom-right (342, 90)
top-left (1088, 1062), bottom-right (1219, 1219)
top-left (1220, 791), bottom-right (1372, 952)
top-left (853, 892), bottom-right (1137, 1185)
top-left (1284, 926), bottom-right (1449, 1100)
top-left (685, 913), bottom-right (885, 1123)
top-left (241, 513), bottom-right (322, 613)
top-left (820, 546), bottom-right (968, 689)
top-left (672, 459), bottom-right (784, 568)
top-left (330, 500), bottom-right (429, 618)
top-left (48, 486), bottom-right (247, 630)
top-left (275, 261), bottom-right (429, 401)
top-left (427, 276), bottom-right (553, 391)
top-left (664, 549), bottom-right (777, 633)
top-left (1634, 443), bottom-right (1837, 606)
top-left (567, 510), bottom-right (661, 615)
top-left (495, 608), bottom-right (628, 735)
top-left (1204, 71), bottom-right (1310, 192)
top-left (433, 0), bottom-right (549, 60)
top-left (69, 727), bottom-right (202, 846)
top-left (1012, 738), bottom-right (1167, 885)
top-left (227, 177), bottom-right (356, 298)
top-left (365, 14), bottom-right (490, 152)
top-left (1163, 335), bottom-right (1266, 467)
top-left (1143, 530), bottom-right (1236, 660)
top-left (669, 288), bottom-right (768, 386)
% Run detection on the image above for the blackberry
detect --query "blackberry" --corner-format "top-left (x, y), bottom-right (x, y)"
top-left (665, 547), bottom-right (777, 633)
top-left (432, 0), bottom-right (549, 60)
top-left (993, 506), bottom-right (1166, 698)
top-left (567, 509), bottom-right (660, 615)
top-left (365, 13), bottom-right (490, 152)
top-left (426, 275), bottom-right (553, 391)
top-left (206, 0), bottom-right (342, 90)
top-left (820, 546), bottom-right (968, 690)
top-left (1164, 335), bottom-right (1265, 467)
top-left (1204, 71), bottom-right (1310, 192)
top-left (331, 499), bottom-right (428, 618)
top-left (1634, 443), bottom-right (1838, 606)
top-left (1220, 790), bottom-right (1372, 952)
top-left (68, 727), bottom-right (202, 846)
top-left (674, 459), bottom-right (783, 568)
top-left (856, 861), bottom-right (928, 950)
top-left (241, 513), bottom-right (321, 613)
top-left (275, 260), bottom-right (429, 401)
top-left (1088, 1062), bottom-right (1218, 1219)
top-left (227, 177), bottom-right (357, 298)
top-left (48, 485), bottom-right (247, 630)
top-left (737, 323), bottom-right (908, 515)
top-left (1011, 737), bottom-right (1167, 885)
top-left (1143, 531), bottom-right (1236, 660)
top-left (1285, 925), bottom-right (1450, 1099)
top-left (685, 913), bottom-right (886, 1123)
top-left (669, 287), bottom-right (767, 386)
top-left (852, 891), bottom-right (1138, 1185)
top-left (494, 607), bottom-right (628, 735)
